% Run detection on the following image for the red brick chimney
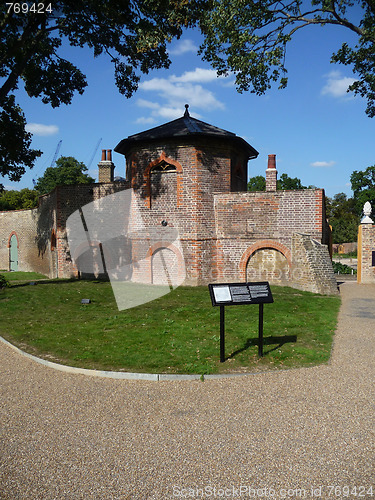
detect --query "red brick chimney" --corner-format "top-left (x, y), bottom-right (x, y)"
top-left (98, 149), bottom-right (115, 183)
top-left (266, 154), bottom-right (277, 192)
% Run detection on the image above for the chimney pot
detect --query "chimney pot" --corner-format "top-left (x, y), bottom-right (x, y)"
top-left (101, 149), bottom-right (106, 161)
top-left (107, 149), bottom-right (112, 162)
top-left (268, 154), bottom-right (276, 169)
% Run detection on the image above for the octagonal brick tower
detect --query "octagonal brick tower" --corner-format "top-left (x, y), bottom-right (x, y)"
top-left (114, 105), bottom-right (258, 285)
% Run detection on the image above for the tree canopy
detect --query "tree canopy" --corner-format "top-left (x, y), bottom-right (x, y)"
top-left (247, 175), bottom-right (266, 191)
top-left (277, 173), bottom-right (307, 190)
top-left (199, 0), bottom-right (375, 116)
top-left (1, 1), bottom-right (375, 185)
top-left (350, 164), bottom-right (375, 214)
top-left (247, 173), bottom-right (307, 191)
top-left (35, 156), bottom-right (95, 194)
top-left (0, 0), bottom-right (197, 181)
top-left (325, 192), bottom-right (359, 243)
top-left (0, 187), bottom-right (39, 210)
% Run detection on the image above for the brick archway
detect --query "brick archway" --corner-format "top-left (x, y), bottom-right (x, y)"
top-left (144, 152), bottom-right (183, 208)
top-left (239, 240), bottom-right (292, 281)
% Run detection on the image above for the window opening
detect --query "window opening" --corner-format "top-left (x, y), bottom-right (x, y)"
top-left (151, 161), bottom-right (176, 173)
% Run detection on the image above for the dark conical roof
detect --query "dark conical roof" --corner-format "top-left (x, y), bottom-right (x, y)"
top-left (114, 105), bottom-right (258, 159)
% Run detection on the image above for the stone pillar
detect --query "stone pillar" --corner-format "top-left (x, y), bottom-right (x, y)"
top-left (357, 202), bottom-right (375, 284)
top-left (266, 154), bottom-right (277, 192)
top-left (98, 149), bottom-right (115, 183)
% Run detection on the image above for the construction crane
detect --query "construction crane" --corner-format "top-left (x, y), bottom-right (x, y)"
top-left (50, 140), bottom-right (62, 168)
top-left (87, 138), bottom-right (102, 168)
top-left (32, 140), bottom-right (62, 186)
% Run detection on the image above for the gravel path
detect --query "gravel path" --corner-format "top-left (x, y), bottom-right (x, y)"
top-left (0, 282), bottom-right (374, 499)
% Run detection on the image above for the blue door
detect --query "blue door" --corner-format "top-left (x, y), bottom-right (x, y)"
top-left (9, 234), bottom-right (18, 271)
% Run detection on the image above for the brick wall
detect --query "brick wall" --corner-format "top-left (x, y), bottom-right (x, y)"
top-left (1, 135), bottom-right (337, 296)
top-left (126, 138), bottom-right (245, 285)
top-left (212, 188), bottom-right (331, 285)
top-left (0, 203), bottom-right (53, 276)
top-left (55, 181), bottom-right (131, 278)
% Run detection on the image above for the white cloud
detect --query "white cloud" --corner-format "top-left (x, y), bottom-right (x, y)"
top-left (139, 70), bottom-right (224, 114)
top-left (168, 39), bottom-right (198, 56)
top-left (136, 99), bottom-right (160, 110)
top-left (171, 68), bottom-right (222, 84)
top-left (135, 67), bottom-right (227, 124)
top-left (157, 106), bottom-right (185, 120)
top-left (321, 71), bottom-right (357, 98)
top-left (25, 123), bottom-right (59, 136)
top-left (310, 160), bottom-right (336, 168)
top-left (135, 116), bottom-right (157, 125)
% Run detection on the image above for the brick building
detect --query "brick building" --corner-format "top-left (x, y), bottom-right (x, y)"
top-left (0, 106), bottom-right (338, 295)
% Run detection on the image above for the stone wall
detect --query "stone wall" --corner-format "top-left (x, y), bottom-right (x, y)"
top-left (357, 223), bottom-right (375, 284)
top-left (291, 233), bottom-right (338, 295)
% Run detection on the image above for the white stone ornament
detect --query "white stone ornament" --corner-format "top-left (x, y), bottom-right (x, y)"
top-left (361, 201), bottom-right (374, 224)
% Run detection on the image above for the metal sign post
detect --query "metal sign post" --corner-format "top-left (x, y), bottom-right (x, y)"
top-left (220, 305), bottom-right (225, 363)
top-left (258, 303), bottom-right (264, 358)
top-left (208, 282), bottom-right (273, 362)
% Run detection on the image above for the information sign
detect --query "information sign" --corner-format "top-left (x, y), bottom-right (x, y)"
top-left (209, 282), bottom-right (273, 306)
top-left (208, 282), bottom-right (274, 361)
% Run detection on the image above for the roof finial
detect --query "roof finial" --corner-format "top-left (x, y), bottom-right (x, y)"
top-left (184, 104), bottom-right (190, 117)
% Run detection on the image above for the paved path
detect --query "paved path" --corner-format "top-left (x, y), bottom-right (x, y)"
top-left (0, 283), bottom-right (374, 499)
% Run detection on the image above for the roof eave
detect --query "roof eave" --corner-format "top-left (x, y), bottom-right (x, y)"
top-left (115, 135), bottom-right (259, 159)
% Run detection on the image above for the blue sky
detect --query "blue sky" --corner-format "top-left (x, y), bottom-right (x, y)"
top-left (3, 17), bottom-right (374, 199)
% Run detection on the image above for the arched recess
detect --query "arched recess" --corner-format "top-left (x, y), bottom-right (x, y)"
top-left (144, 152), bottom-right (183, 208)
top-left (239, 240), bottom-right (292, 284)
top-left (8, 232), bottom-right (19, 271)
top-left (145, 241), bottom-right (185, 286)
top-left (71, 240), bottom-right (106, 277)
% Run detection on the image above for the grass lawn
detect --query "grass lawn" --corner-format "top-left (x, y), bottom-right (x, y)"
top-left (0, 275), bottom-right (341, 375)
top-left (1, 271), bottom-right (48, 282)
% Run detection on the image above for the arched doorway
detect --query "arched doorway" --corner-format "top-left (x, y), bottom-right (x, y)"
top-left (9, 233), bottom-right (18, 271)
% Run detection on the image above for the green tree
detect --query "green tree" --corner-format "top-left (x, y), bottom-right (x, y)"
top-left (277, 173), bottom-right (306, 190)
top-left (0, 187), bottom-right (39, 210)
top-left (199, 1), bottom-right (375, 117)
top-left (0, 95), bottom-right (41, 182)
top-left (0, 0), bottom-right (197, 181)
top-left (247, 173), bottom-right (306, 191)
top-left (247, 175), bottom-right (266, 191)
top-left (325, 192), bottom-right (359, 243)
top-left (350, 165), bottom-right (375, 214)
top-left (35, 156), bottom-right (95, 195)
